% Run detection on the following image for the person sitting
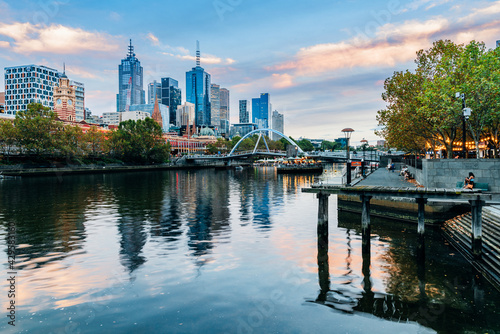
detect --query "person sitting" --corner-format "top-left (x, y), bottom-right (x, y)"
top-left (464, 172), bottom-right (475, 189)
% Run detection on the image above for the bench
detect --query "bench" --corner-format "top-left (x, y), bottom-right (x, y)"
top-left (455, 181), bottom-right (489, 191)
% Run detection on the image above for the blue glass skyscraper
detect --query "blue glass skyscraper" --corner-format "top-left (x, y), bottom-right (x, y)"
top-left (186, 42), bottom-right (211, 127)
top-left (252, 93), bottom-right (271, 128)
top-left (117, 40), bottom-right (145, 112)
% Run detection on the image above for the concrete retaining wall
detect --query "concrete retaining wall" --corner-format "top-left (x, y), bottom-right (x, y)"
top-left (411, 159), bottom-right (500, 192)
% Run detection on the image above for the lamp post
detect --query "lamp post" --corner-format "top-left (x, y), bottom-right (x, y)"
top-left (342, 128), bottom-right (354, 185)
top-left (456, 92), bottom-right (467, 158)
top-left (361, 138), bottom-right (368, 178)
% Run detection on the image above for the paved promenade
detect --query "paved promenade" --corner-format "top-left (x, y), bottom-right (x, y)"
top-left (354, 165), bottom-right (414, 188)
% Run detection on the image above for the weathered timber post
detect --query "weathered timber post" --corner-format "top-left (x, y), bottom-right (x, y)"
top-left (469, 198), bottom-right (485, 258)
top-left (360, 194), bottom-right (372, 250)
top-left (317, 193), bottom-right (330, 227)
top-left (416, 198), bottom-right (427, 236)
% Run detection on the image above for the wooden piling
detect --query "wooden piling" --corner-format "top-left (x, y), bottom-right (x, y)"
top-left (416, 198), bottom-right (427, 236)
top-left (360, 194), bottom-right (372, 249)
top-left (469, 199), bottom-right (485, 258)
top-left (317, 193), bottom-right (330, 227)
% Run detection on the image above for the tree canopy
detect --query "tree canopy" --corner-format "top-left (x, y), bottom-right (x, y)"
top-left (376, 40), bottom-right (500, 158)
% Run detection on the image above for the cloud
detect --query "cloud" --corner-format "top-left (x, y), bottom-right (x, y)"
top-left (147, 32), bottom-right (159, 46)
top-left (0, 22), bottom-right (120, 55)
top-left (0, 40), bottom-right (9, 48)
top-left (109, 11), bottom-right (121, 22)
top-left (174, 53), bottom-right (235, 65)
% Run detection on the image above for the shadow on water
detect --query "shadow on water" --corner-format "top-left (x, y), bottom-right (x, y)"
top-left (309, 210), bottom-right (500, 333)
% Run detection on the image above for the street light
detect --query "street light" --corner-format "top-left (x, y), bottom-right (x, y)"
top-left (456, 92), bottom-right (469, 158)
top-left (342, 128), bottom-right (354, 185)
top-left (361, 138), bottom-right (368, 178)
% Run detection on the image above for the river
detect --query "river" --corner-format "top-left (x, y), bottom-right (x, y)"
top-left (0, 166), bottom-right (499, 333)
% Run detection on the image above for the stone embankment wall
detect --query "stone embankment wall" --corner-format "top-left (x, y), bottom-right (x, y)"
top-left (409, 159), bottom-right (500, 192)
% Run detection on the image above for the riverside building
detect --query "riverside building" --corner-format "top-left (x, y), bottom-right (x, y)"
top-left (186, 41), bottom-right (211, 127)
top-left (4, 64), bottom-right (59, 116)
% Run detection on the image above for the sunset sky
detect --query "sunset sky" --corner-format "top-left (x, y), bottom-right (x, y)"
top-left (1, 0), bottom-right (499, 145)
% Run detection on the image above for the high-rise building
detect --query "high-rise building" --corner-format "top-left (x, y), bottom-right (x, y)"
top-left (176, 102), bottom-right (195, 127)
top-left (117, 40), bottom-right (145, 112)
top-left (239, 100), bottom-right (248, 123)
top-left (210, 83), bottom-right (220, 129)
top-left (53, 70), bottom-right (76, 121)
top-left (252, 93), bottom-right (271, 128)
top-left (70, 80), bottom-right (85, 121)
top-left (4, 64), bottom-right (59, 116)
top-left (497, 40), bottom-right (500, 48)
top-left (147, 80), bottom-right (161, 104)
top-left (161, 77), bottom-right (181, 126)
top-left (271, 110), bottom-right (284, 140)
top-left (0, 92), bottom-right (5, 114)
top-left (186, 41), bottom-right (211, 127)
top-left (103, 112), bottom-right (120, 125)
top-left (219, 88), bottom-right (229, 135)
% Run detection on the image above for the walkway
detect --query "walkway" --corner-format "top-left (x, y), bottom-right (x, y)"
top-left (354, 166), bottom-right (414, 188)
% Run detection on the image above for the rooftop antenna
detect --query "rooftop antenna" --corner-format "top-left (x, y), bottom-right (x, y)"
top-left (196, 40), bottom-right (200, 67)
top-left (128, 39), bottom-right (135, 58)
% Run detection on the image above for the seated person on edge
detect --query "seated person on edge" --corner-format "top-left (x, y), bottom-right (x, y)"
top-left (464, 172), bottom-right (475, 189)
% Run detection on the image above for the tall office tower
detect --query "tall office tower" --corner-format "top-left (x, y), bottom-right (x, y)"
top-left (210, 83), bottom-right (220, 128)
top-left (271, 110), bottom-right (284, 140)
top-left (161, 77), bottom-right (181, 126)
top-left (4, 64), bottom-right (59, 116)
top-left (70, 80), bottom-right (85, 121)
top-left (148, 80), bottom-right (162, 104)
top-left (239, 100), bottom-right (249, 123)
top-left (176, 102), bottom-right (195, 127)
top-left (186, 41), bottom-right (211, 127)
top-left (53, 69), bottom-right (76, 121)
top-left (497, 40), bottom-right (500, 48)
top-left (252, 93), bottom-right (271, 128)
top-left (117, 39), bottom-right (145, 112)
top-left (219, 88), bottom-right (229, 134)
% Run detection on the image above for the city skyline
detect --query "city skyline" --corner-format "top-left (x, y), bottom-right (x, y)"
top-left (1, 1), bottom-right (500, 144)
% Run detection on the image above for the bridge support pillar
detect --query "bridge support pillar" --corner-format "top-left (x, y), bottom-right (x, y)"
top-left (360, 194), bottom-right (372, 250)
top-left (469, 199), bottom-right (485, 258)
top-left (416, 198), bottom-right (427, 236)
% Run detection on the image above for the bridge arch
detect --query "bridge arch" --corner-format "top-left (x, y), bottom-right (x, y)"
top-left (228, 128), bottom-right (304, 156)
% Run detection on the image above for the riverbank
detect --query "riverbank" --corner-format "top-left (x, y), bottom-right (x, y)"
top-left (0, 162), bottom-right (241, 177)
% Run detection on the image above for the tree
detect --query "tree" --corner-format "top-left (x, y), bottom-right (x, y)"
top-left (14, 103), bottom-right (59, 156)
top-left (58, 124), bottom-right (84, 159)
top-left (84, 126), bottom-right (106, 160)
top-left (108, 118), bottom-right (170, 163)
top-left (0, 119), bottom-right (18, 161)
top-left (297, 138), bottom-right (314, 152)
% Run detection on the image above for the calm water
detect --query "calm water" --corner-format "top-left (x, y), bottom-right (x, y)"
top-left (0, 167), bottom-right (499, 333)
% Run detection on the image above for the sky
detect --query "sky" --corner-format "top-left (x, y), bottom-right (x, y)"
top-left (1, 0), bottom-right (500, 145)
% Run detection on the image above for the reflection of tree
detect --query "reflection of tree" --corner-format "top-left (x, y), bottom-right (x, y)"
top-left (0, 176), bottom-right (96, 270)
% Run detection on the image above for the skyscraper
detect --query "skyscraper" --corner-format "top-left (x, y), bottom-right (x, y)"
top-left (4, 64), bottom-right (59, 116)
top-left (271, 110), bottom-right (284, 140)
top-left (147, 80), bottom-right (161, 104)
top-left (239, 100), bottom-right (248, 123)
top-left (117, 40), bottom-right (145, 112)
top-left (252, 93), bottom-right (271, 128)
top-left (70, 80), bottom-right (85, 121)
top-left (219, 88), bottom-right (230, 135)
top-left (210, 83), bottom-right (220, 129)
top-left (161, 77), bottom-right (181, 126)
top-left (186, 41), bottom-right (211, 127)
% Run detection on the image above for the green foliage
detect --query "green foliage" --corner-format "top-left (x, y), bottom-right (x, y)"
top-left (297, 138), bottom-right (314, 152)
top-left (0, 119), bottom-right (18, 159)
top-left (376, 39), bottom-right (500, 158)
top-left (108, 118), bottom-right (170, 163)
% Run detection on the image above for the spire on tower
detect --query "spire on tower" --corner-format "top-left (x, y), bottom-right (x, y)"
top-left (128, 39), bottom-right (135, 58)
top-left (196, 40), bottom-right (201, 67)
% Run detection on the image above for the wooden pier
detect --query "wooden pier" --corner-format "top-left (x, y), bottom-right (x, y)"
top-left (302, 185), bottom-right (491, 257)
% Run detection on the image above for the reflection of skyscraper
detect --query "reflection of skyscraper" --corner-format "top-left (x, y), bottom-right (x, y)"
top-left (186, 42), bottom-right (211, 127)
top-left (117, 40), bottom-right (145, 112)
